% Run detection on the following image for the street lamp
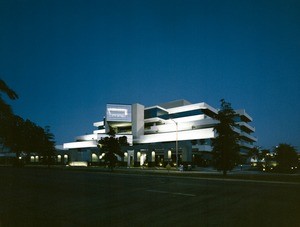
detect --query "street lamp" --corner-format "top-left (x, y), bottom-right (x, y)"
top-left (170, 118), bottom-right (178, 167)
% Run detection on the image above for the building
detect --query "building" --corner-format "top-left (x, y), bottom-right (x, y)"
top-left (59, 99), bottom-right (257, 167)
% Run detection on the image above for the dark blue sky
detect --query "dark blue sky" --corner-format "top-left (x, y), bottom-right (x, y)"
top-left (1, 0), bottom-right (299, 149)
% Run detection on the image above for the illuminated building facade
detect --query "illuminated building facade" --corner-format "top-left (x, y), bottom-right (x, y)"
top-left (59, 99), bottom-right (257, 167)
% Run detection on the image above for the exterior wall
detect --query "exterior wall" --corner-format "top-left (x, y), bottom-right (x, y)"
top-left (136, 128), bottom-right (215, 144)
top-left (63, 140), bottom-right (97, 149)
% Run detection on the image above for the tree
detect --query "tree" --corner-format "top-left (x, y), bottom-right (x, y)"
top-left (261, 149), bottom-right (270, 158)
top-left (248, 146), bottom-right (259, 157)
top-left (2, 114), bottom-right (56, 165)
top-left (0, 79), bottom-right (56, 165)
top-left (247, 146), bottom-right (260, 167)
top-left (4, 115), bottom-right (24, 156)
top-left (0, 79), bottom-right (19, 145)
top-left (212, 99), bottom-right (240, 176)
top-left (98, 127), bottom-right (127, 171)
top-left (275, 143), bottom-right (298, 172)
top-left (41, 126), bottom-right (56, 167)
top-left (0, 79), bottom-right (18, 117)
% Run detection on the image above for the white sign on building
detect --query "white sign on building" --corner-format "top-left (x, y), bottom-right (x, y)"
top-left (106, 104), bottom-right (132, 122)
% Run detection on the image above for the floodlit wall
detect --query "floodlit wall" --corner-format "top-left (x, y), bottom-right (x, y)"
top-left (63, 141), bottom-right (97, 149)
top-left (136, 128), bottom-right (215, 144)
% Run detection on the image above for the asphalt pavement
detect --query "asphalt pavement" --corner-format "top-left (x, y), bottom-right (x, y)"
top-left (0, 166), bottom-right (299, 227)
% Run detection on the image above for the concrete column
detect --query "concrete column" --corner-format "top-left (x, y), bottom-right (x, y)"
top-left (127, 150), bottom-right (134, 167)
top-left (181, 142), bottom-right (192, 162)
top-left (132, 103), bottom-right (144, 141)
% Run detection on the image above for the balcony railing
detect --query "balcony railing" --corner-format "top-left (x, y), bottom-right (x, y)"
top-left (236, 122), bottom-right (255, 132)
top-left (239, 141), bottom-right (254, 149)
top-left (240, 132), bottom-right (258, 142)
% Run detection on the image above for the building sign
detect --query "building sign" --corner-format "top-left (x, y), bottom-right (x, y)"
top-left (106, 104), bottom-right (132, 122)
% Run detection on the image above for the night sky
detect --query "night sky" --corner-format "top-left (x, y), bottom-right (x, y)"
top-left (1, 0), bottom-right (299, 149)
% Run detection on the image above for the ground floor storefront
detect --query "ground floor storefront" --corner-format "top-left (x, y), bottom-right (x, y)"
top-left (55, 141), bottom-right (215, 168)
top-left (1, 143), bottom-right (249, 168)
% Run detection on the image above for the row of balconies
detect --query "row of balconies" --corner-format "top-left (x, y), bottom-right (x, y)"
top-left (235, 109), bottom-right (253, 122)
top-left (236, 122), bottom-right (255, 133)
top-left (239, 131), bottom-right (257, 142)
top-left (233, 127), bottom-right (257, 142)
top-left (144, 118), bottom-right (218, 134)
top-left (239, 141), bottom-right (255, 149)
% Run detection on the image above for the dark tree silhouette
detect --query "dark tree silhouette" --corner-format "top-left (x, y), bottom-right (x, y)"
top-left (248, 146), bottom-right (259, 158)
top-left (247, 146), bottom-right (261, 163)
top-left (0, 79), bottom-right (18, 115)
top-left (3, 115), bottom-right (56, 165)
top-left (261, 149), bottom-right (270, 158)
top-left (0, 79), bottom-right (56, 165)
top-left (0, 79), bottom-right (19, 145)
top-left (40, 126), bottom-right (56, 167)
top-left (0, 79), bottom-right (18, 100)
top-left (275, 143), bottom-right (298, 172)
top-left (212, 99), bottom-right (240, 176)
top-left (98, 127), bottom-right (127, 171)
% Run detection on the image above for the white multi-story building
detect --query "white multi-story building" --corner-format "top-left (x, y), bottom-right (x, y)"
top-left (59, 99), bottom-right (257, 167)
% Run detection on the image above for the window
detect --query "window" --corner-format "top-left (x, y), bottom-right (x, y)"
top-left (144, 107), bottom-right (168, 119)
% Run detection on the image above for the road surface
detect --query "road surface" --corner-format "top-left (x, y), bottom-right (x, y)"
top-left (0, 167), bottom-right (299, 226)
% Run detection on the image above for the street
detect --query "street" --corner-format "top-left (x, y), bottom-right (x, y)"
top-left (0, 167), bottom-right (299, 227)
